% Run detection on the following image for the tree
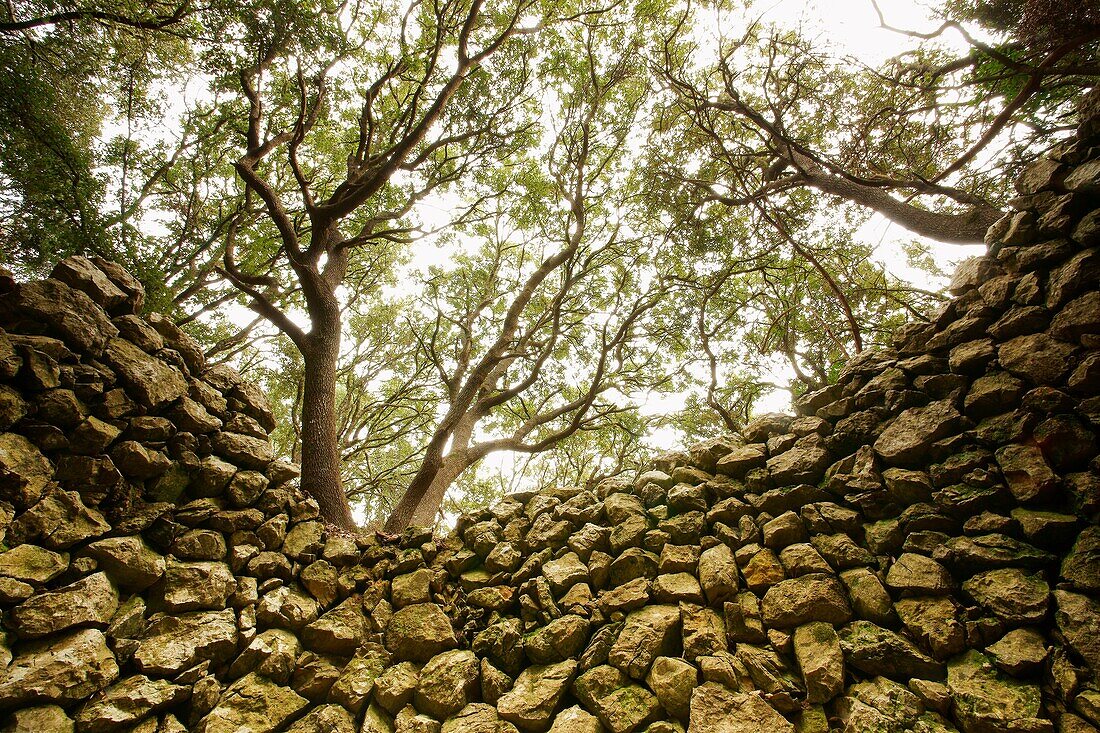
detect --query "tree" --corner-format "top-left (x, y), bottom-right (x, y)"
top-left (652, 1), bottom-right (1099, 246)
top-left (378, 14), bottom-right (680, 530)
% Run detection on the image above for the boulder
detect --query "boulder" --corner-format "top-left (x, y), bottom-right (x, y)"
top-left (793, 622), bottom-right (844, 704)
top-left (414, 649), bottom-right (480, 720)
top-left (132, 609), bottom-right (237, 675)
top-left (10, 571), bottom-right (118, 639)
top-left (572, 665), bottom-right (662, 733)
top-left (947, 650), bottom-right (1043, 733)
top-left (760, 573), bottom-right (851, 628)
top-left (74, 675), bottom-right (187, 733)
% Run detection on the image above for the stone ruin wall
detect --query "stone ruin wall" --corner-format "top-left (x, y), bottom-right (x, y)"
top-left (0, 104), bottom-right (1098, 733)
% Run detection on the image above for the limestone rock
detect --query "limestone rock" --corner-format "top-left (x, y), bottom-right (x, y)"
top-left (133, 609), bottom-right (237, 675)
top-left (874, 401), bottom-right (963, 466)
top-left (82, 536), bottom-right (165, 591)
top-left (646, 656), bottom-right (696, 720)
top-left (102, 337), bottom-right (187, 409)
top-left (947, 650), bottom-right (1043, 733)
top-left (0, 544), bottom-right (68, 584)
top-left (444, 704), bottom-right (520, 733)
top-left (962, 568), bottom-right (1050, 625)
top-left (572, 664), bottom-right (662, 733)
top-left (497, 660), bottom-right (577, 732)
top-left (0, 628), bottom-right (119, 708)
top-left (793, 622), bottom-right (844, 704)
top-left (302, 596), bottom-right (368, 655)
top-left (196, 672), bottom-right (308, 733)
top-left (385, 603), bottom-right (458, 662)
top-left (414, 649), bottom-right (480, 720)
top-left (284, 704), bottom-right (357, 733)
top-left (761, 573), bottom-right (851, 629)
top-left (838, 621), bottom-right (944, 680)
top-left (75, 675), bottom-right (187, 733)
top-left (10, 571), bottom-right (118, 639)
top-left (0, 279), bottom-right (117, 355)
top-left (686, 683), bottom-right (795, 733)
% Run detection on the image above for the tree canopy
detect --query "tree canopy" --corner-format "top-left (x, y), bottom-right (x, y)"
top-left (2, 0), bottom-right (1096, 528)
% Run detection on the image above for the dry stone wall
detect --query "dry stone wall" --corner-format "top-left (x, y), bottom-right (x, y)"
top-left (0, 110), bottom-right (1099, 733)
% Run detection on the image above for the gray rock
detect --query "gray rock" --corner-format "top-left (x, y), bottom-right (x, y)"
top-left (0, 279), bottom-right (117, 355)
top-left (885, 553), bottom-right (954, 596)
top-left (0, 544), bottom-right (68, 584)
top-left (284, 704), bottom-right (357, 733)
top-left (947, 650), bottom-right (1043, 733)
top-left (998, 333), bottom-right (1076, 385)
top-left (302, 596), bottom-right (368, 655)
top-left (838, 621), bottom-right (944, 680)
top-left (443, 704), bottom-right (520, 733)
top-left (962, 568), bottom-right (1049, 625)
top-left (158, 560), bottom-right (235, 613)
top-left (608, 604), bottom-right (680, 679)
top-left (102, 337), bottom-right (187, 409)
top-left (572, 664), bottom-right (662, 733)
top-left (645, 656), bottom-right (696, 720)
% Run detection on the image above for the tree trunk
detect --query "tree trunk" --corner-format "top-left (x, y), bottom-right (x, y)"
top-left (299, 309), bottom-right (356, 530)
top-left (408, 452), bottom-right (473, 527)
top-left (384, 449), bottom-right (441, 532)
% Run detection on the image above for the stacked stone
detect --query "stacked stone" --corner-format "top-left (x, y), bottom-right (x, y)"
top-left (0, 109), bottom-right (1096, 732)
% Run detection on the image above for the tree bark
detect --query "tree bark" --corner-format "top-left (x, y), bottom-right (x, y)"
top-left (408, 452), bottom-right (474, 527)
top-left (299, 301), bottom-right (357, 530)
top-left (801, 171), bottom-right (1001, 244)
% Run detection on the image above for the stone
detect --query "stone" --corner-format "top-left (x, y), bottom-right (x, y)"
top-left (0, 705), bottom-right (76, 732)
top-left (766, 434), bottom-right (832, 485)
top-left (986, 628), bottom-right (1048, 676)
top-left (525, 615), bottom-right (590, 665)
top-left (133, 609), bottom-right (238, 675)
top-left (158, 560), bottom-right (235, 613)
top-left (793, 622), bottom-right (844, 704)
top-left (686, 683), bottom-right (795, 733)
top-left (228, 629), bottom-right (301, 683)
top-left (497, 660), bottom-right (577, 732)
top-left (885, 553), bottom-right (954, 596)
top-left (0, 279), bottom-right (117, 355)
top-left (608, 604), bottom-right (680, 679)
top-left (998, 333), bottom-right (1076, 385)
top-left (196, 672), bottom-right (308, 733)
top-left (443, 704), bottom-right (520, 733)
top-left (542, 552), bottom-right (589, 595)
top-left (102, 337), bottom-right (187, 409)
top-left (0, 544), bottom-right (68, 584)
top-left (284, 704), bottom-right (357, 733)
top-left (547, 706), bottom-right (602, 733)
top-left (375, 662), bottom-right (420, 715)
top-left (213, 432), bottom-right (274, 471)
top-left (681, 603), bottom-right (726, 661)
top-left (392, 568), bottom-right (433, 608)
top-left (74, 675), bottom-right (187, 733)
top-left (947, 650), bottom-right (1043, 733)
top-left (962, 568), bottom-right (1050, 625)
top-left (653, 572), bottom-right (703, 604)
top-left (995, 444), bottom-right (1059, 504)
top-left (0, 628), bottom-right (119, 708)
top-left (302, 596), bottom-right (368, 655)
top-left (645, 656), bottom-right (696, 720)
top-left (0, 432), bottom-right (53, 507)
top-left (328, 645), bottom-right (388, 714)
top-left (385, 603), bottom-right (458, 662)
top-left (10, 571), bottom-right (118, 639)
top-left (414, 649), bottom-right (480, 720)
top-left (572, 665), bottom-right (662, 733)
top-left (761, 573), bottom-right (851, 629)
top-left (1062, 527), bottom-right (1100, 593)
top-left (874, 401), bottom-right (964, 466)
top-left (895, 596), bottom-right (968, 660)
top-left (257, 585), bottom-right (319, 631)
top-left (715, 444), bottom-right (766, 478)
top-left (1054, 591), bottom-right (1100, 672)
top-left (838, 621), bottom-right (944, 681)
